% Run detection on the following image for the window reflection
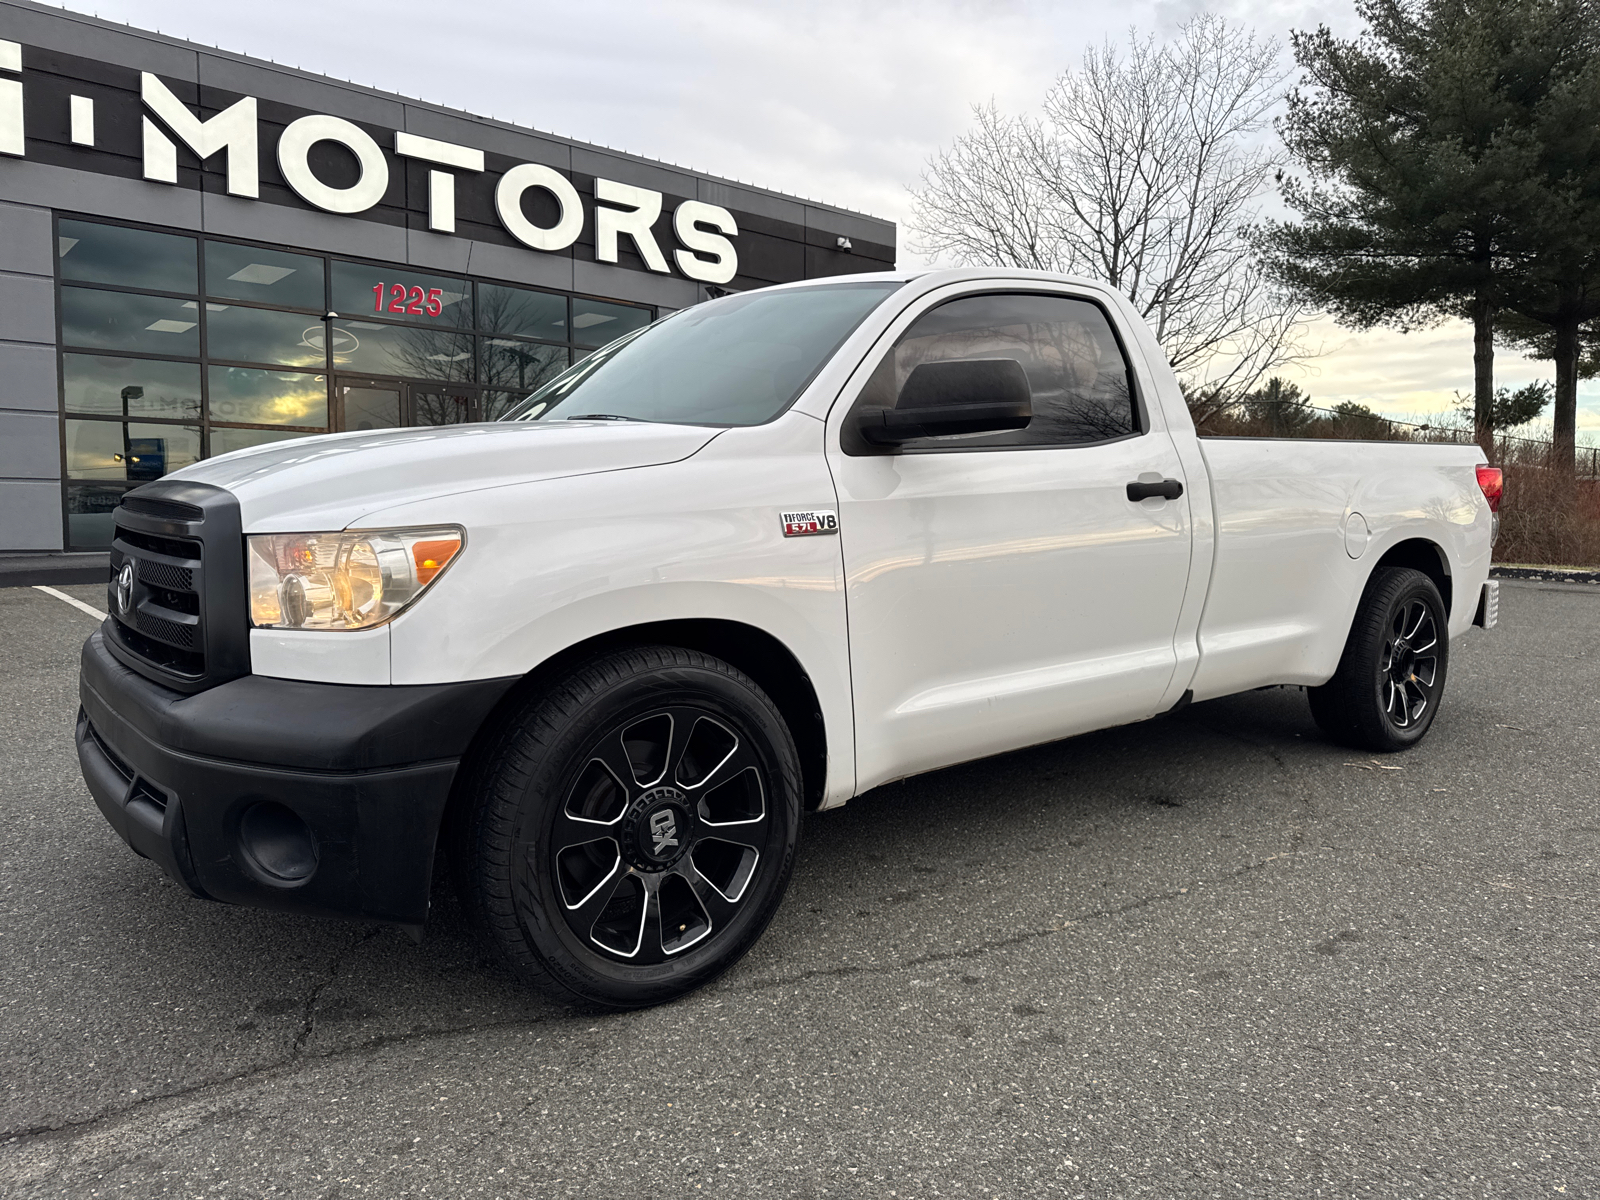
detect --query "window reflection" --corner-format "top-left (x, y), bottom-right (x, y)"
top-left (61, 287), bottom-right (201, 356)
top-left (65, 419), bottom-right (202, 481)
top-left (479, 389), bottom-right (536, 421)
top-left (478, 283), bottom-right (567, 341)
top-left (330, 261), bottom-right (471, 327)
top-left (339, 385), bottom-right (402, 431)
top-left (206, 243), bottom-right (325, 310)
top-left (57, 220), bottom-right (197, 294)
top-left (333, 320), bottom-right (474, 381)
top-left (480, 338), bottom-right (567, 392)
top-left (410, 388), bottom-right (477, 426)
top-left (67, 482), bottom-right (128, 550)
top-left (62, 355), bottom-right (202, 420)
top-left (571, 297), bottom-right (651, 347)
top-left (206, 306), bottom-right (328, 369)
top-left (208, 367), bottom-right (328, 428)
top-left (210, 426), bottom-right (318, 457)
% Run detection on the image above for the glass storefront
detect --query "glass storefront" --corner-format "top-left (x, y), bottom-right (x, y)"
top-left (54, 216), bottom-right (654, 548)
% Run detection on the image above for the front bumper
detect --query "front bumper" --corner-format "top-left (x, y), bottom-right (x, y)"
top-left (77, 629), bottom-right (517, 930)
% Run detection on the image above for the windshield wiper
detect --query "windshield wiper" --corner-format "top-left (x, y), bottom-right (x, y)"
top-left (565, 413), bottom-right (647, 422)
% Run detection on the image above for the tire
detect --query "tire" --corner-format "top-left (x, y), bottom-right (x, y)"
top-left (1308, 566), bottom-right (1450, 752)
top-left (453, 646), bottom-right (803, 1010)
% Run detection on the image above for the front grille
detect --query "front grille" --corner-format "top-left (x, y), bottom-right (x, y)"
top-left (136, 558), bottom-right (193, 592)
top-left (134, 607), bottom-right (197, 649)
top-left (113, 618), bottom-right (204, 675)
top-left (103, 481), bottom-right (249, 694)
top-left (118, 527), bottom-right (199, 559)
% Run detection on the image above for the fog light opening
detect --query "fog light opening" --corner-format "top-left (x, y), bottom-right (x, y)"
top-left (239, 801), bottom-right (319, 883)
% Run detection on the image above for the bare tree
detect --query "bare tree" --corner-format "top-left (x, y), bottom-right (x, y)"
top-left (910, 14), bottom-right (1306, 402)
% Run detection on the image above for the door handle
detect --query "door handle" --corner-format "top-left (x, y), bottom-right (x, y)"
top-left (1126, 477), bottom-right (1184, 502)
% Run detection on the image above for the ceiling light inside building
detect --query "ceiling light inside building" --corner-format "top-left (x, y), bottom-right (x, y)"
top-left (228, 263), bottom-right (297, 285)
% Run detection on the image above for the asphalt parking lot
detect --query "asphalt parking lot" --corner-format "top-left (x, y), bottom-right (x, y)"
top-left (1, 580), bottom-right (1596, 1198)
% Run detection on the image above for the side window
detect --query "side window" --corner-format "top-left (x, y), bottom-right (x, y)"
top-left (847, 292), bottom-right (1139, 451)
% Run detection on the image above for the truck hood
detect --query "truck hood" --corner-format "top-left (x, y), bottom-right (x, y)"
top-left (167, 420), bottom-right (720, 531)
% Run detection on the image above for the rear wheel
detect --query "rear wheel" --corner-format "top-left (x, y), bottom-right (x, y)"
top-left (1308, 566), bottom-right (1450, 752)
top-left (454, 646), bottom-right (802, 1010)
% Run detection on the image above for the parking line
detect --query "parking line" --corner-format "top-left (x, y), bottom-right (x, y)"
top-left (33, 585), bottom-right (108, 622)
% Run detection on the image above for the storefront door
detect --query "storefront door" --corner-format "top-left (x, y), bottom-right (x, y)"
top-left (333, 378), bottom-right (485, 432)
top-left (334, 378), bottom-right (404, 433)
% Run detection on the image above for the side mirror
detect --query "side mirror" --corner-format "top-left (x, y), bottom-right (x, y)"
top-left (855, 358), bottom-right (1032, 447)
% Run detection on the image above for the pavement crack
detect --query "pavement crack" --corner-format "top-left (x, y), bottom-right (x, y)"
top-left (0, 1015), bottom-right (554, 1149)
top-left (735, 848), bottom-right (1304, 994)
top-left (292, 925), bottom-right (382, 1054)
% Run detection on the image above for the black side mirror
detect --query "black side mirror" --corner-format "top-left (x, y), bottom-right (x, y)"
top-left (855, 358), bottom-right (1032, 447)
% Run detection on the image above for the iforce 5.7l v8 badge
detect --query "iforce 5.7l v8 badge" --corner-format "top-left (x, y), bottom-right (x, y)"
top-left (781, 510), bottom-right (838, 537)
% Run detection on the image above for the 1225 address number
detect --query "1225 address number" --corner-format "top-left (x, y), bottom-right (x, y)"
top-left (371, 283), bottom-right (445, 318)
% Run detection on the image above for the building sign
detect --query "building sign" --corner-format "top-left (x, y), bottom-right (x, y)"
top-left (0, 38), bottom-right (739, 285)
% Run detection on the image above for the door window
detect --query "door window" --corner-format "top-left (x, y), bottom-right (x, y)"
top-left (847, 292), bottom-right (1140, 452)
top-left (339, 384), bottom-right (403, 432)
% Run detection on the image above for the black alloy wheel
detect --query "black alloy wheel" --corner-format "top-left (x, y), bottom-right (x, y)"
top-left (454, 646), bottom-right (802, 1010)
top-left (552, 704), bottom-right (775, 963)
top-left (1378, 597), bottom-right (1441, 731)
top-left (1308, 566), bottom-right (1450, 752)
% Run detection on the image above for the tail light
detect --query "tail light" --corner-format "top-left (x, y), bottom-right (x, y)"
top-left (1475, 465), bottom-right (1503, 513)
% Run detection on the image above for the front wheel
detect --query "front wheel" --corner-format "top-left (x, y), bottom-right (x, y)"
top-left (1308, 566), bottom-right (1450, 752)
top-left (454, 646), bottom-right (802, 1010)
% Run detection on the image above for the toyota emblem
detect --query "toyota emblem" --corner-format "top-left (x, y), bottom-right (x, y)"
top-left (114, 561), bottom-right (135, 615)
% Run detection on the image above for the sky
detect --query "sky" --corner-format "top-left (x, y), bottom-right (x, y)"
top-left (53, 0), bottom-right (1600, 438)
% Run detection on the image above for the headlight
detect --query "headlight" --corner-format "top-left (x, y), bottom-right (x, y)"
top-left (247, 527), bottom-right (463, 630)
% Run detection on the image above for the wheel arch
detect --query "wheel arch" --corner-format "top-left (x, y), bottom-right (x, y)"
top-left (440, 619), bottom-right (830, 875)
top-left (1369, 537), bottom-right (1453, 617)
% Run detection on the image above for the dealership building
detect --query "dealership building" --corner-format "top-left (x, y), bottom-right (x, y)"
top-left (0, 0), bottom-right (895, 554)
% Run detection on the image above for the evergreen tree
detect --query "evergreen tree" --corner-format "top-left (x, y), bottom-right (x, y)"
top-left (1259, 0), bottom-right (1587, 462)
top-left (1494, 42), bottom-right (1600, 467)
top-left (1241, 377), bottom-right (1316, 434)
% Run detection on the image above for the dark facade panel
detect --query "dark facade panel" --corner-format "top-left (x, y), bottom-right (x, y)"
top-left (196, 52), bottom-right (407, 129)
top-left (571, 146), bottom-right (703, 202)
top-left (698, 179), bottom-right (808, 228)
top-left (402, 105), bottom-right (573, 171)
top-left (0, 2), bottom-right (197, 79)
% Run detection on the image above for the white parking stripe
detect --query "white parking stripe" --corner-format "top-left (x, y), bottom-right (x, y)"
top-left (33, 585), bottom-right (108, 622)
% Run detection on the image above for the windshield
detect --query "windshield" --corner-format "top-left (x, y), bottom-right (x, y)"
top-left (500, 280), bottom-right (904, 426)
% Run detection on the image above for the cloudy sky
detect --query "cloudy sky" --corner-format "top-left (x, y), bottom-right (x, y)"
top-left (59, 0), bottom-right (1597, 436)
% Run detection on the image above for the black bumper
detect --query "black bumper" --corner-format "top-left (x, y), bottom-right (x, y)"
top-left (77, 629), bottom-right (517, 930)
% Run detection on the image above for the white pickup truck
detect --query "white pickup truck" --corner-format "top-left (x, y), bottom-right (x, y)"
top-left (77, 268), bottom-right (1501, 1009)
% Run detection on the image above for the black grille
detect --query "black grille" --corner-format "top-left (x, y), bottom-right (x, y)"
top-left (118, 527), bottom-right (200, 560)
top-left (112, 618), bottom-right (204, 675)
top-left (120, 495), bottom-right (205, 522)
top-left (134, 607), bottom-right (197, 648)
top-left (137, 558), bottom-right (194, 592)
top-left (103, 482), bottom-right (249, 694)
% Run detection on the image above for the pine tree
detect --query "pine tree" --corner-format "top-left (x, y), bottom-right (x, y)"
top-left (1260, 0), bottom-right (1588, 463)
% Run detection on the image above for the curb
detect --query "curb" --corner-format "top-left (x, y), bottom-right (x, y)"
top-left (1491, 566), bottom-right (1600, 586)
top-left (0, 553), bottom-right (110, 588)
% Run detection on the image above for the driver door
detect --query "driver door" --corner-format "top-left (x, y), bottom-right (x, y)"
top-left (827, 287), bottom-right (1194, 790)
